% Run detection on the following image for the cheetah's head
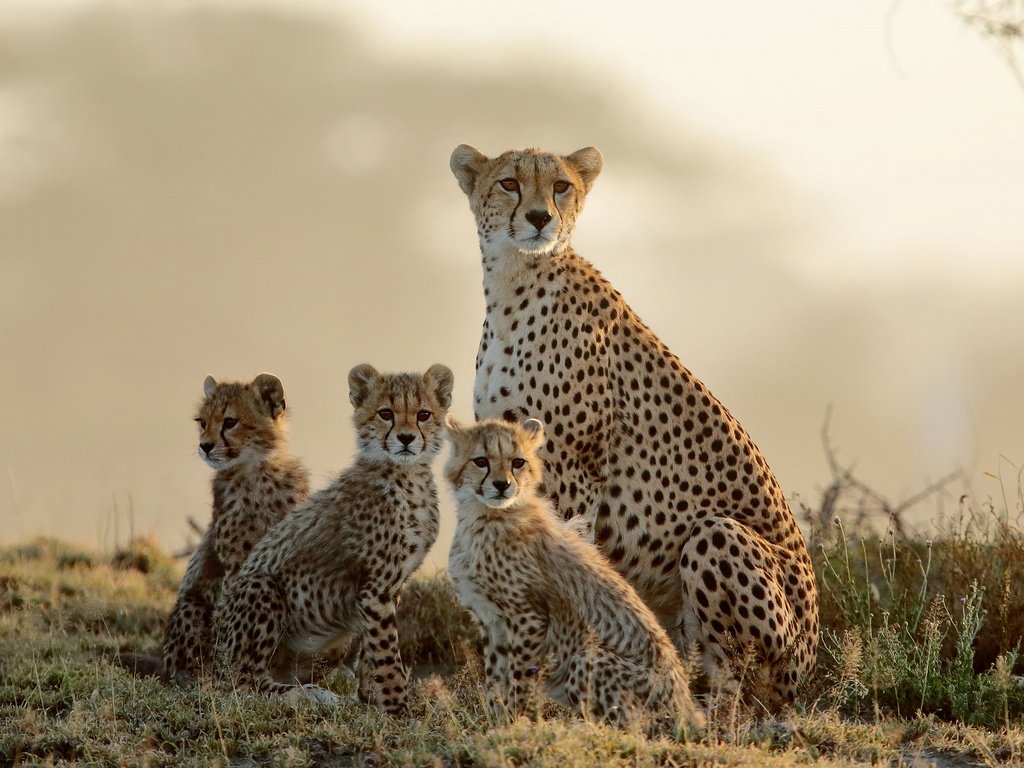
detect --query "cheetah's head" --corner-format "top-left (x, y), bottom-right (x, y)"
top-left (444, 416), bottom-right (545, 510)
top-left (349, 363), bottom-right (454, 465)
top-left (450, 145), bottom-right (603, 260)
top-left (195, 373), bottom-right (288, 469)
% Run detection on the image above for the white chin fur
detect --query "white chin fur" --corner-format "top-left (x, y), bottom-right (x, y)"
top-left (515, 236), bottom-right (556, 255)
top-left (205, 450), bottom-right (265, 470)
top-left (391, 451), bottom-right (420, 464)
top-left (477, 492), bottom-right (519, 510)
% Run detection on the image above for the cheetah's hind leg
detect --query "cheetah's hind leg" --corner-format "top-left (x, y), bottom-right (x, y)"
top-left (212, 573), bottom-right (336, 704)
top-left (677, 516), bottom-right (805, 704)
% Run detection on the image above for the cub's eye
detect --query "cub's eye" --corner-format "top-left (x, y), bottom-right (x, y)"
top-left (472, 457), bottom-right (490, 468)
top-left (553, 180), bottom-right (570, 194)
top-left (499, 178), bottom-right (520, 192)
top-left (222, 418), bottom-right (238, 430)
top-left (196, 418), bottom-right (207, 429)
top-left (417, 410), bottom-right (431, 422)
top-left (511, 458), bottom-right (526, 469)
top-left (378, 409), bottom-right (394, 421)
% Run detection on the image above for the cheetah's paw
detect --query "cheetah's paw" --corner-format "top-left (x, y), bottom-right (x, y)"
top-left (285, 684), bottom-right (345, 707)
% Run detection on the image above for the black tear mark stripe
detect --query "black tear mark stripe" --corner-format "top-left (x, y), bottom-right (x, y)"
top-left (219, 405), bottom-right (232, 449)
top-left (479, 433), bottom-right (494, 487)
top-left (507, 160), bottom-right (523, 238)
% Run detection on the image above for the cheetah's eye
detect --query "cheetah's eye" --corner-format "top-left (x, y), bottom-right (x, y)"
top-left (378, 409), bottom-right (394, 421)
top-left (196, 418), bottom-right (207, 429)
top-left (553, 180), bottom-right (570, 194)
top-left (417, 410), bottom-right (431, 422)
top-left (499, 178), bottom-right (520, 192)
top-left (472, 457), bottom-right (489, 468)
top-left (222, 417), bottom-right (238, 430)
top-left (511, 458), bottom-right (526, 469)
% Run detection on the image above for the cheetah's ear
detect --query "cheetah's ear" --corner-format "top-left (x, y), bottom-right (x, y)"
top-left (565, 147), bottom-right (603, 193)
top-left (348, 364), bottom-right (380, 409)
top-left (252, 373), bottom-right (286, 419)
top-left (203, 375), bottom-right (218, 398)
top-left (444, 413), bottom-right (471, 448)
top-left (521, 418), bottom-right (544, 446)
top-left (423, 364), bottom-right (454, 410)
top-left (450, 144), bottom-right (489, 196)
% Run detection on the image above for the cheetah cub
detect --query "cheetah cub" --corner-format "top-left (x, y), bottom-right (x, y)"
top-left (446, 417), bottom-right (704, 734)
top-left (212, 364), bottom-right (453, 714)
top-left (163, 373), bottom-right (310, 684)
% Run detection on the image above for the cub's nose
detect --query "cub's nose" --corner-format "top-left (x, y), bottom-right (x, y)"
top-left (397, 433), bottom-right (415, 447)
top-left (525, 209), bottom-right (552, 231)
top-left (493, 479), bottom-right (510, 493)
top-left (200, 442), bottom-right (215, 456)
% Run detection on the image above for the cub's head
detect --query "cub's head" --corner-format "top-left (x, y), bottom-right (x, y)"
top-left (348, 363), bottom-right (454, 464)
top-left (450, 145), bottom-right (603, 259)
top-left (444, 417), bottom-right (545, 509)
top-left (195, 373), bottom-right (288, 469)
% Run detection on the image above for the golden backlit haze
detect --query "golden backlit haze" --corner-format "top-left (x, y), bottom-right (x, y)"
top-left (2, 2), bottom-right (1022, 567)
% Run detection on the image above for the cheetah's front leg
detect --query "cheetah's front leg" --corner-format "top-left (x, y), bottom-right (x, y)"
top-left (162, 588), bottom-right (214, 684)
top-left (538, 455), bottom-right (605, 544)
top-left (479, 623), bottom-right (513, 723)
top-left (356, 590), bottom-right (409, 717)
top-left (501, 610), bottom-right (547, 720)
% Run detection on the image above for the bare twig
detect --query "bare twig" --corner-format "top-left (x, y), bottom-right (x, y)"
top-left (172, 516), bottom-right (207, 559)
top-left (805, 406), bottom-right (961, 537)
top-left (953, 0), bottom-right (1024, 90)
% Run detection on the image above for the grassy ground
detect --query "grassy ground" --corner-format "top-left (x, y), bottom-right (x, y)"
top-left (2, 494), bottom-right (1023, 767)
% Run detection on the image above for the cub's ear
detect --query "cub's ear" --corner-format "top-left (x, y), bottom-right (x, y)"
top-left (444, 413), bottom-right (470, 447)
top-left (348, 364), bottom-right (380, 409)
top-left (203, 375), bottom-right (218, 397)
top-left (450, 144), bottom-right (489, 196)
top-left (423, 363), bottom-right (454, 410)
top-left (565, 146), bottom-right (603, 192)
top-left (252, 373), bottom-right (286, 419)
top-left (521, 418), bottom-right (545, 446)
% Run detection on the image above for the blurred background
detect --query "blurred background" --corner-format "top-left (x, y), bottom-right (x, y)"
top-left (1, 0), bottom-right (1022, 566)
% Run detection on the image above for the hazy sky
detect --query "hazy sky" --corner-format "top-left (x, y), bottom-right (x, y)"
top-left (2, 1), bottom-right (1022, 564)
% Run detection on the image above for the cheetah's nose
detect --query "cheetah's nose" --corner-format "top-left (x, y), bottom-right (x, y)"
top-left (397, 433), bottom-right (415, 447)
top-left (525, 209), bottom-right (552, 231)
top-left (493, 479), bottom-right (510, 493)
top-left (200, 442), bottom-right (215, 456)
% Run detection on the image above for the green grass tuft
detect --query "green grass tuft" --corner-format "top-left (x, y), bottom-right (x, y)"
top-left (810, 496), bottom-right (1024, 727)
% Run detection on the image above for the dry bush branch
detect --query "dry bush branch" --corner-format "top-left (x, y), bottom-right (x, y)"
top-left (804, 406), bottom-right (961, 537)
top-left (953, 0), bottom-right (1024, 89)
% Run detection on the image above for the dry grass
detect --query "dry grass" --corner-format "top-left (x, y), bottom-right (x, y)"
top-left (3, 521), bottom-right (1023, 767)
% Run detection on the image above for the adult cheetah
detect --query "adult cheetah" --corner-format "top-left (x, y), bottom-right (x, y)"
top-left (446, 416), bottom-right (704, 735)
top-left (450, 144), bottom-right (818, 704)
top-left (162, 373), bottom-right (310, 684)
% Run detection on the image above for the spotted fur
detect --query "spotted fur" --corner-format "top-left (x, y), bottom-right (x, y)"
top-left (450, 144), bottom-right (819, 704)
top-left (162, 373), bottom-right (310, 684)
top-left (446, 417), bottom-right (704, 734)
top-left (211, 364), bottom-right (453, 713)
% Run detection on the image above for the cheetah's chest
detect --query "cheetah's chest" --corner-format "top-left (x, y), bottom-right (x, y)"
top-left (449, 518), bottom-right (513, 632)
top-left (474, 276), bottom-right (561, 421)
top-left (392, 481), bottom-right (440, 582)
